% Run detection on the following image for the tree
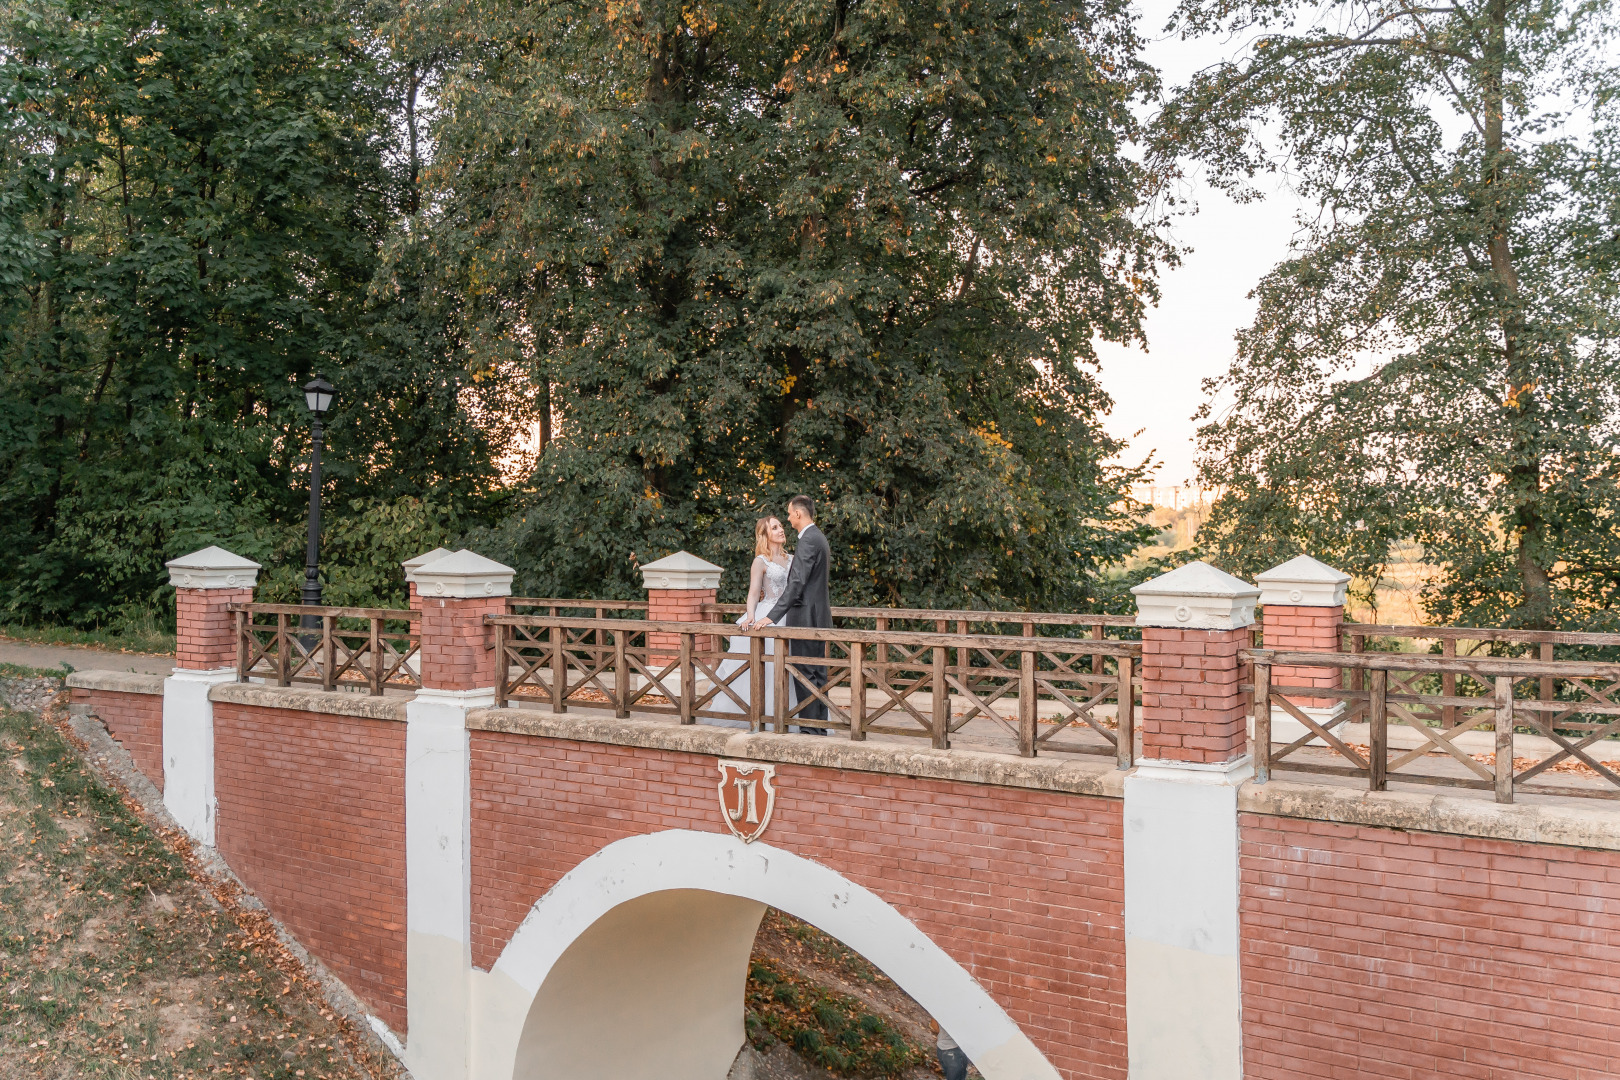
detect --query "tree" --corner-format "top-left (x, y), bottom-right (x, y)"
top-left (1162, 0), bottom-right (1620, 629)
top-left (0, 0), bottom-right (512, 623)
top-left (421, 0), bottom-right (1165, 609)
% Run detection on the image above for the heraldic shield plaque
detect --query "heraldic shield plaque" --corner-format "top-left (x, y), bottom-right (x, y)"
top-left (717, 760), bottom-right (777, 843)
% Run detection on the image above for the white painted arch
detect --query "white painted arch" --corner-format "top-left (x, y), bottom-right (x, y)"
top-left (467, 829), bottom-right (1060, 1080)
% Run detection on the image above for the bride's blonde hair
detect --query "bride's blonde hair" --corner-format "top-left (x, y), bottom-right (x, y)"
top-left (754, 516), bottom-right (782, 557)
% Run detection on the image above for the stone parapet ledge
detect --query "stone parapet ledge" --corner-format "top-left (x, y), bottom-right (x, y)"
top-left (66, 670), bottom-right (167, 695)
top-left (209, 682), bottom-right (409, 723)
top-left (1240, 778), bottom-right (1620, 852)
top-left (467, 708), bottom-right (1126, 799)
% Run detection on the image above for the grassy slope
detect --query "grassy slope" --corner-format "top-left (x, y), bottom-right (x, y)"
top-left (0, 698), bottom-right (394, 1080)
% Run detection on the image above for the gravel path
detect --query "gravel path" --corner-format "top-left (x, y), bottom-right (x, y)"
top-left (0, 639), bottom-right (173, 675)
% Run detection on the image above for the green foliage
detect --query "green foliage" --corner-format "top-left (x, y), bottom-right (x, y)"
top-left (425, 0), bottom-right (1164, 610)
top-left (1161, 0), bottom-right (1620, 629)
top-left (744, 956), bottom-right (922, 1077)
top-left (0, 0), bottom-right (510, 627)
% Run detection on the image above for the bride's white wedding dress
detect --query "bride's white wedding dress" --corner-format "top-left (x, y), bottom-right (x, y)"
top-left (707, 555), bottom-right (789, 726)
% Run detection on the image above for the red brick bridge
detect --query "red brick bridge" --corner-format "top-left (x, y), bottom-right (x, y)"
top-left (68, 546), bottom-right (1620, 1080)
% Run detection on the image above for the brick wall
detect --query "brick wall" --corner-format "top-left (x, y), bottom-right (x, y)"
top-left (175, 586), bottom-right (252, 670)
top-left (469, 732), bottom-right (1126, 1080)
top-left (1139, 627), bottom-right (1249, 762)
top-left (72, 687), bottom-right (163, 791)
top-left (645, 587), bottom-right (718, 660)
top-left (1241, 813), bottom-right (1620, 1079)
top-left (1261, 604), bottom-right (1342, 707)
top-left (213, 702), bottom-right (408, 1033)
top-left (417, 595), bottom-right (505, 690)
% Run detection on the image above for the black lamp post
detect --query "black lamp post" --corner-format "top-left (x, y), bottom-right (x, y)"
top-left (301, 376), bottom-right (335, 626)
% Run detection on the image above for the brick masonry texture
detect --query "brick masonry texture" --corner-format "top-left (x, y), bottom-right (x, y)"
top-left (1263, 604), bottom-right (1343, 706)
top-left (1241, 813), bottom-right (1620, 1080)
top-left (646, 587), bottom-right (718, 659)
top-left (418, 595), bottom-right (506, 690)
top-left (175, 586), bottom-right (252, 670)
top-left (1139, 626), bottom-right (1249, 763)
top-left (213, 701), bottom-right (407, 1033)
top-left (469, 732), bottom-right (1127, 1080)
top-left (72, 687), bottom-right (163, 791)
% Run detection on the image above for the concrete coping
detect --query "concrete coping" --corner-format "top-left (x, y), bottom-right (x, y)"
top-left (66, 670), bottom-right (166, 696)
top-left (639, 550), bottom-right (723, 591)
top-left (1241, 778), bottom-right (1620, 853)
top-left (466, 708), bottom-right (1127, 799)
top-left (166, 545), bottom-right (261, 590)
top-left (1132, 560), bottom-right (1259, 631)
top-left (208, 681), bottom-right (409, 722)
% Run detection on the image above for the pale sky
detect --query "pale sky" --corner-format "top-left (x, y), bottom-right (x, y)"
top-left (1095, 1), bottom-right (1307, 486)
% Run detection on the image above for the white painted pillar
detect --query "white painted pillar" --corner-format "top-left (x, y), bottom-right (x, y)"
top-left (1125, 563), bottom-right (1259, 1080)
top-left (161, 546), bottom-right (260, 846)
top-left (403, 550), bottom-right (514, 1080)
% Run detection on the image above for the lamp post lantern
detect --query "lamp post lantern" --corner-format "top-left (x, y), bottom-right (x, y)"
top-left (301, 376), bottom-right (335, 623)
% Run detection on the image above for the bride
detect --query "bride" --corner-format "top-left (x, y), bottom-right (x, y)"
top-left (707, 516), bottom-right (790, 726)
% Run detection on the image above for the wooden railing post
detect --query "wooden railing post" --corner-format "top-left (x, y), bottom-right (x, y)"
top-left (1442, 638), bottom-right (1458, 728)
top-left (1539, 641), bottom-right (1554, 708)
top-left (550, 624), bottom-right (567, 713)
top-left (321, 615), bottom-right (336, 692)
top-left (1253, 659), bottom-right (1271, 783)
top-left (1090, 622), bottom-right (1104, 675)
top-left (276, 613), bottom-right (290, 686)
top-left (679, 632), bottom-right (695, 724)
top-left (748, 635), bottom-right (764, 732)
top-left (849, 642), bottom-right (865, 741)
top-left (931, 632), bottom-right (949, 749)
top-left (1018, 647), bottom-right (1036, 757)
top-left (369, 616), bottom-right (383, 695)
top-left (1495, 676), bottom-right (1515, 803)
top-left (236, 609), bottom-right (249, 683)
top-left (774, 634), bottom-right (789, 732)
top-left (613, 629), bottom-right (629, 718)
top-left (1349, 631), bottom-right (1365, 692)
top-left (1369, 667), bottom-right (1388, 792)
top-left (494, 622), bottom-right (509, 708)
top-left (1116, 654), bottom-right (1135, 769)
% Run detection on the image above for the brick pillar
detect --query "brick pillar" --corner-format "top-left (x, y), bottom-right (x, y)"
top-left (1124, 560), bottom-right (1259, 1080)
top-left (411, 550), bottom-right (514, 693)
top-left (1256, 554), bottom-right (1351, 708)
top-left (639, 550), bottom-right (723, 663)
top-left (402, 547), bottom-right (453, 615)
top-left (162, 545), bottom-right (262, 846)
top-left (403, 548), bottom-right (514, 1076)
top-left (1132, 564), bottom-right (1259, 765)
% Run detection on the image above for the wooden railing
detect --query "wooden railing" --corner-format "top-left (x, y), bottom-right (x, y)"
top-left (1247, 648), bottom-right (1620, 802)
top-left (1340, 623), bottom-right (1620, 728)
top-left (233, 604), bottom-right (420, 695)
top-left (705, 603), bottom-right (1135, 634)
top-left (488, 615), bottom-right (1140, 761)
top-left (508, 598), bottom-right (649, 617)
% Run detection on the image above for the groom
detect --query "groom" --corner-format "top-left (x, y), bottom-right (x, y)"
top-left (758, 495), bottom-right (831, 734)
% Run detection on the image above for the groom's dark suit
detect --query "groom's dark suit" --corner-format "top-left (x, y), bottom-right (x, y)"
top-left (766, 522), bottom-right (832, 727)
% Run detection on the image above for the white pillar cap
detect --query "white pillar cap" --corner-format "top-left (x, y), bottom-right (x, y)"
top-left (412, 549), bottom-right (515, 599)
top-left (1255, 555), bottom-right (1351, 607)
top-left (402, 547), bottom-right (454, 583)
top-left (1132, 561), bottom-right (1259, 630)
top-left (639, 550), bottom-right (723, 591)
top-left (166, 546), bottom-right (261, 590)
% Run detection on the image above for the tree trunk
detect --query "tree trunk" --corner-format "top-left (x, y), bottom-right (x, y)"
top-left (1483, 0), bottom-right (1550, 625)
